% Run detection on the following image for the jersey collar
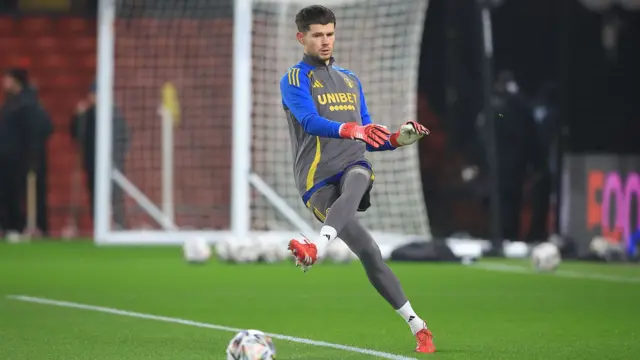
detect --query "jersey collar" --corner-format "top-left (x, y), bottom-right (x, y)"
top-left (302, 53), bottom-right (335, 67)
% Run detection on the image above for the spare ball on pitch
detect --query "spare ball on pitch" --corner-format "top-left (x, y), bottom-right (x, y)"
top-left (531, 242), bottom-right (561, 272)
top-left (182, 237), bottom-right (211, 263)
top-left (226, 329), bottom-right (276, 360)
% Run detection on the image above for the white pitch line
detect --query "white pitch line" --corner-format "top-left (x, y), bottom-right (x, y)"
top-left (473, 263), bottom-right (640, 284)
top-left (6, 295), bottom-right (416, 360)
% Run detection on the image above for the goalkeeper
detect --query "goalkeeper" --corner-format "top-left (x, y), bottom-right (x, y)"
top-left (279, 5), bottom-right (435, 354)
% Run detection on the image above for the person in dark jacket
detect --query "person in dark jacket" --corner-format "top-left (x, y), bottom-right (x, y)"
top-left (526, 83), bottom-right (559, 242)
top-left (70, 82), bottom-right (129, 228)
top-left (31, 86), bottom-right (53, 236)
top-left (0, 68), bottom-right (41, 235)
top-left (473, 70), bottom-right (536, 241)
top-left (491, 71), bottom-right (535, 241)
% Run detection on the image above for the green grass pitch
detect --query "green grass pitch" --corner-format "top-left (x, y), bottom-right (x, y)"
top-left (1, 241), bottom-right (639, 359)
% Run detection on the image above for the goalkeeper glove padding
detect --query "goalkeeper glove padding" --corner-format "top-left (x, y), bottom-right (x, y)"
top-left (339, 122), bottom-right (390, 148)
top-left (389, 120), bottom-right (430, 147)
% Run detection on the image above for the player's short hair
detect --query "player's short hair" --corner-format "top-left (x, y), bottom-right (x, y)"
top-left (295, 5), bottom-right (336, 32)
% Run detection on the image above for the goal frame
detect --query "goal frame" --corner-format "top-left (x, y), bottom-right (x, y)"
top-left (94, 0), bottom-right (431, 246)
top-left (95, 0), bottom-right (311, 245)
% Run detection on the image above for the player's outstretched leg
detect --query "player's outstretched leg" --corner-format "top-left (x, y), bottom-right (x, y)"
top-left (340, 219), bottom-right (436, 353)
top-left (289, 166), bottom-right (370, 270)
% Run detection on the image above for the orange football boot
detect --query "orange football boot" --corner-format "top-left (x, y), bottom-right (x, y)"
top-left (415, 325), bottom-right (436, 353)
top-left (287, 238), bottom-right (317, 272)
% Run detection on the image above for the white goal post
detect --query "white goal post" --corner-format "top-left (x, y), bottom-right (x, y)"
top-left (94, 0), bottom-right (432, 248)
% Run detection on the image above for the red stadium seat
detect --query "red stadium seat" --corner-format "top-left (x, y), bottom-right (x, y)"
top-left (30, 36), bottom-right (59, 51)
top-left (19, 17), bottom-right (54, 36)
top-left (55, 17), bottom-right (94, 35)
top-left (0, 37), bottom-right (23, 54)
top-left (0, 17), bottom-right (16, 36)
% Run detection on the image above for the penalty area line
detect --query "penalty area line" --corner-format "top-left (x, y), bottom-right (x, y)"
top-left (6, 294), bottom-right (416, 360)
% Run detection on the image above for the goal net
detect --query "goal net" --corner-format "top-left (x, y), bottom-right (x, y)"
top-left (95, 0), bottom-right (431, 248)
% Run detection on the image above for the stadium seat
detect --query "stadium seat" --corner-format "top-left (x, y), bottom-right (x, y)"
top-left (54, 17), bottom-right (94, 35)
top-left (19, 17), bottom-right (54, 36)
top-left (30, 36), bottom-right (59, 51)
top-left (0, 37), bottom-right (23, 54)
top-left (0, 17), bottom-right (16, 35)
top-left (31, 53), bottom-right (71, 70)
top-left (69, 37), bottom-right (95, 52)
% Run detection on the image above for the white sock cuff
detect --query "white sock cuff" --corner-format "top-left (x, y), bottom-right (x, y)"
top-left (319, 225), bottom-right (338, 242)
top-left (396, 301), bottom-right (417, 321)
top-left (396, 301), bottom-right (412, 313)
top-left (396, 301), bottom-right (425, 333)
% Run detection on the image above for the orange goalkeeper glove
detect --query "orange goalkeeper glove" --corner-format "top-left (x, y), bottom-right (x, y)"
top-left (339, 122), bottom-right (390, 149)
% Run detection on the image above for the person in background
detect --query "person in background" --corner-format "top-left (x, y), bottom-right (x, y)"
top-left (491, 70), bottom-right (536, 241)
top-left (526, 82), bottom-right (559, 242)
top-left (473, 70), bottom-right (535, 241)
top-left (0, 68), bottom-right (41, 238)
top-left (70, 82), bottom-right (129, 229)
top-left (27, 84), bottom-right (54, 236)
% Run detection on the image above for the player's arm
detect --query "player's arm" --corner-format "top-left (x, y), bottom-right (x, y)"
top-left (280, 70), bottom-right (389, 148)
top-left (356, 78), bottom-right (429, 152)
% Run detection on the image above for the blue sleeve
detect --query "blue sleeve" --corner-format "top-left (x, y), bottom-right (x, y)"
top-left (355, 76), bottom-right (396, 152)
top-left (280, 70), bottom-right (342, 138)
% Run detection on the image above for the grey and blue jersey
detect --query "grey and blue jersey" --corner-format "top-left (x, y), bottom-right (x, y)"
top-left (279, 54), bottom-right (396, 207)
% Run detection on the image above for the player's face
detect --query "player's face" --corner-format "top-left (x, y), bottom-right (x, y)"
top-left (298, 23), bottom-right (335, 62)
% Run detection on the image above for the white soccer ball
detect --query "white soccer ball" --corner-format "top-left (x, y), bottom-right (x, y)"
top-left (531, 242), bottom-right (561, 271)
top-left (226, 329), bottom-right (276, 360)
top-left (259, 241), bottom-right (289, 263)
top-left (230, 241), bottom-right (261, 264)
top-left (216, 238), bottom-right (261, 264)
top-left (215, 237), bottom-right (233, 262)
top-left (182, 237), bottom-right (211, 264)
